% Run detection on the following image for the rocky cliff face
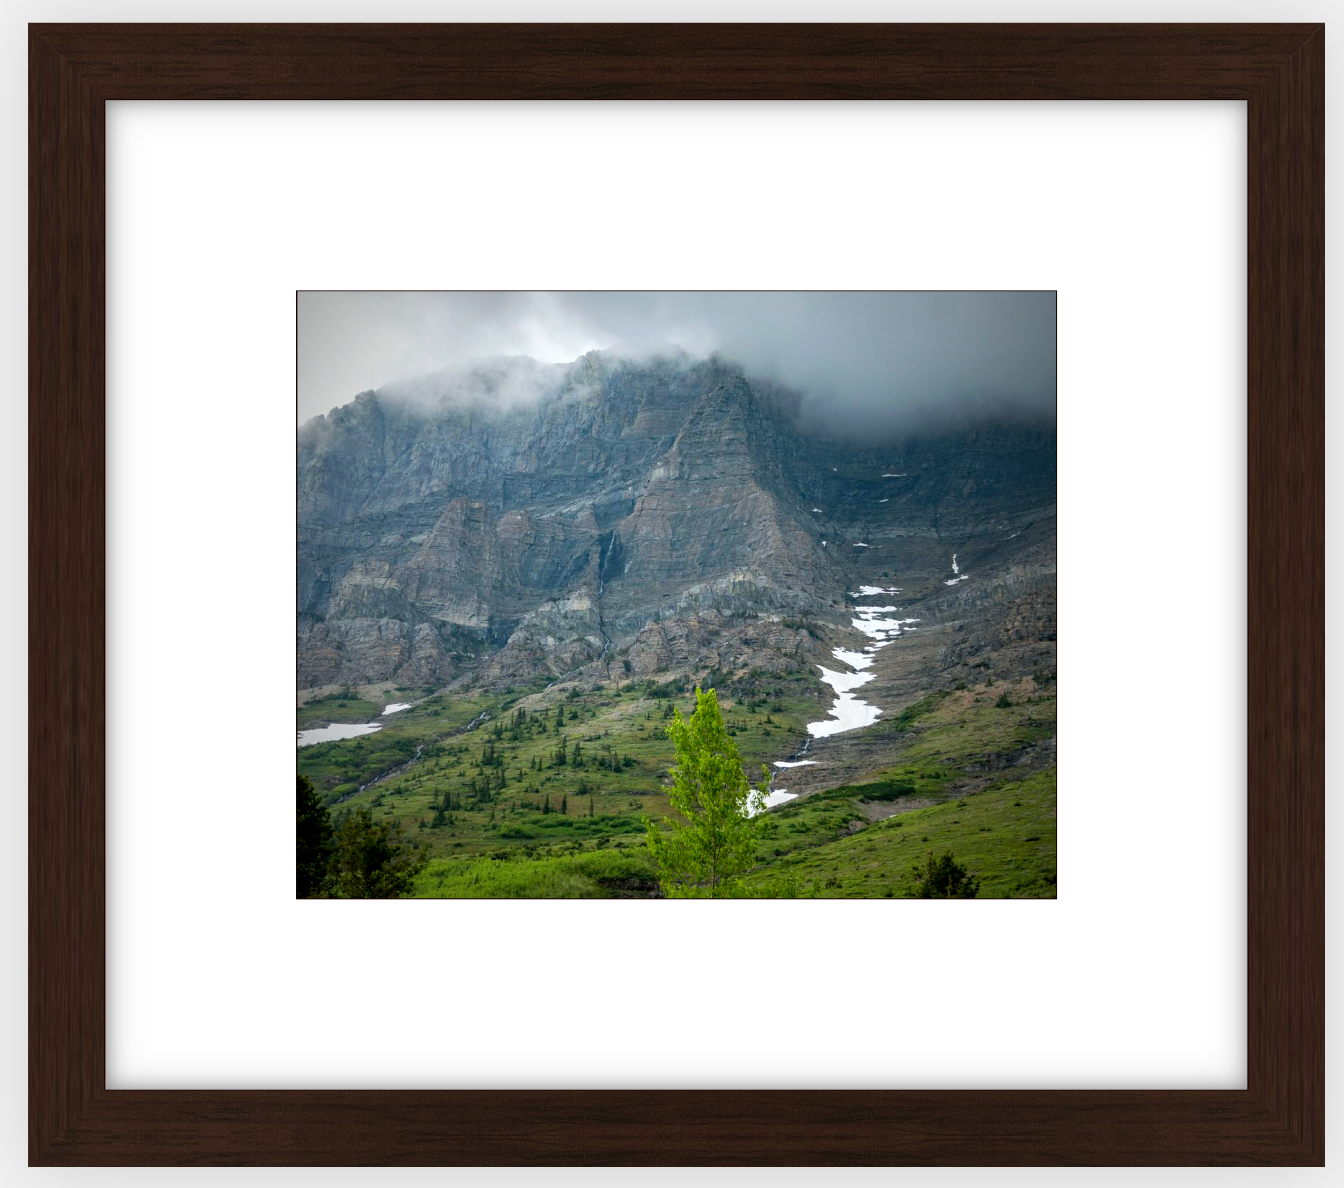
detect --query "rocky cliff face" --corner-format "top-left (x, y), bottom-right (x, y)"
top-left (297, 350), bottom-right (1056, 693)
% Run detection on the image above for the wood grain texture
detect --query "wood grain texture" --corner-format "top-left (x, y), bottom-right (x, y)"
top-left (1246, 25), bottom-right (1325, 1162)
top-left (32, 23), bottom-right (1318, 100)
top-left (34, 1090), bottom-right (1317, 1167)
top-left (28, 22), bottom-right (1324, 1166)
top-left (29, 27), bottom-right (106, 1169)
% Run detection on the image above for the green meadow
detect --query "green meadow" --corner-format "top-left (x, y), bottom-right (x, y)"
top-left (298, 669), bottom-right (821, 855)
top-left (298, 669), bottom-right (1056, 898)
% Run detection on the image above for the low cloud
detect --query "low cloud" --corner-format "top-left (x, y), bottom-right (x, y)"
top-left (378, 355), bottom-right (571, 416)
top-left (298, 291), bottom-right (1056, 438)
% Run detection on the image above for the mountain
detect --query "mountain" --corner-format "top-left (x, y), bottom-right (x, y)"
top-left (298, 350), bottom-right (1055, 793)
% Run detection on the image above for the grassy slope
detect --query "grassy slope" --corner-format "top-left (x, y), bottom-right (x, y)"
top-left (414, 842), bottom-right (657, 899)
top-left (298, 669), bottom-right (822, 876)
top-left (298, 668), bottom-right (1056, 899)
top-left (743, 675), bottom-right (1057, 897)
top-left (745, 767), bottom-right (1056, 898)
top-left (296, 690), bottom-right (504, 796)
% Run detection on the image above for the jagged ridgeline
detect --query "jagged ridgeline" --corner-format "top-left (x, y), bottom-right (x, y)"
top-left (297, 349), bottom-right (1055, 697)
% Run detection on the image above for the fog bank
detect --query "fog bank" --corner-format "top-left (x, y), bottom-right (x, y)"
top-left (298, 291), bottom-right (1056, 438)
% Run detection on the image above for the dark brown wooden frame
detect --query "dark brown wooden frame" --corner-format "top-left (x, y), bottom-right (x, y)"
top-left (30, 24), bottom-right (1323, 1166)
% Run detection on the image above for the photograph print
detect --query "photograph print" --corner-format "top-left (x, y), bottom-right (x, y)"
top-left (297, 291), bottom-right (1057, 899)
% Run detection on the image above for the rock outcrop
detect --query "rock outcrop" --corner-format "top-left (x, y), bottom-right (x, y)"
top-left (297, 350), bottom-right (1056, 692)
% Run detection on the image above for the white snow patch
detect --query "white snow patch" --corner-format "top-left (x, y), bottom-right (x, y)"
top-left (297, 722), bottom-right (382, 747)
top-left (882, 473), bottom-right (908, 477)
top-left (812, 508), bottom-right (822, 513)
top-left (747, 787), bottom-right (798, 815)
top-left (853, 542), bottom-right (870, 548)
top-left (816, 662), bottom-right (875, 695)
top-left (381, 702), bottom-right (412, 715)
top-left (808, 663), bottom-right (881, 738)
top-left (851, 585), bottom-right (901, 597)
top-left (878, 498), bottom-right (889, 503)
top-left (769, 592), bottom-right (922, 769)
top-left (832, 647), bottom-right (873, 670)
top-left (851, 610), bottom-right (920, 641)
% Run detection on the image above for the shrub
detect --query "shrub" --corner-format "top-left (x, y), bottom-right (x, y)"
top-left (909, 851), bottom-right (981, 899)
top-left (859, 781), bottom-right (917, 802)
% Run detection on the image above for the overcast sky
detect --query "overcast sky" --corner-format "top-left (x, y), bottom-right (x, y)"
top-left (297, 291), bottom-right (1056, 436)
